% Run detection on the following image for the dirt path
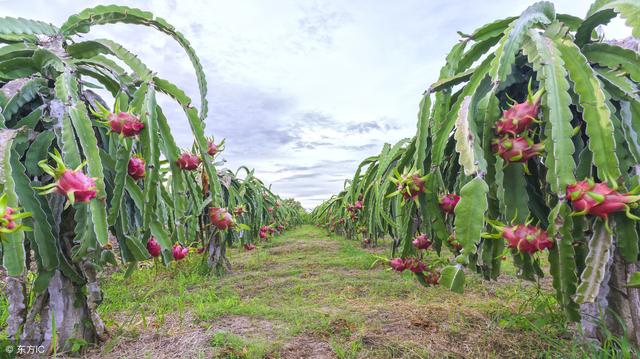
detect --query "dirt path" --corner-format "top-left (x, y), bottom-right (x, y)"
top-left (84, 225), bottom-right (567, 358)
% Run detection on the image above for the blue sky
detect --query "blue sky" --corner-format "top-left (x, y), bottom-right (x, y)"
top-left (2, 0), bottom-right (630, 208)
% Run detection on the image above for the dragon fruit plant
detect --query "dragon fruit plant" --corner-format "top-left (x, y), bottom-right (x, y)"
top-left (314, 0), bottom-right (640, 347)
top-left (0, 5), bottom-right (220, 353)
top-left (182, 164), bottom-right (303, 274)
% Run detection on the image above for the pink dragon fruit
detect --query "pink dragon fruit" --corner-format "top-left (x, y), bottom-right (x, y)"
top-left (354, 201), bottom-right (363, 210)
top-left (439, 193), bottom-right (460, 214)
top-left (566, 180), bottom-right (640, 219)
top-left (423, 270), bottom-right (440, 285)
top-left (172, 244), bottom-right (189, 260)
top-left (412, 234), bottom-right (432, 250)
top-left (404, 258), bottom-right (427, 273)
top-left (389, 258), bottom-right (406, 272)
top-left (492, 136), bottom-right (544, 163)
top-left (128, 156), bottom-right (146, 181)
top-left (176, 153), bottom-right (201, 171)
top-left (209, 207), bottom-right (235, 230)
top-left (207, 140), bottom-right (219, 156)
top-left (501, 224), bottom-right (553, 254)
top-left (244, 243), bottom-right (256, 251)
top-left (108, 112), bottom-right (144, 137)
top-left (495, 91), bottom-right (542, 136)
top-left (55, 170), bottom-right (97, 203)
top-left (147, 236), bottom-right (162, 257)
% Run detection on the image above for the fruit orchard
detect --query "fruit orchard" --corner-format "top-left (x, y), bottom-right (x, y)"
top-left (1, 0), bottom-right (640, 357)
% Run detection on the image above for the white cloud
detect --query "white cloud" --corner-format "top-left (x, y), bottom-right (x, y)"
top-left (1, 0), bottom-right (631, 209)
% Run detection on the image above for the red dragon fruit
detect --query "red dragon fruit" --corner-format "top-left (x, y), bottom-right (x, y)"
top-left (404, 258), bottom-right (427, 273)
top-left (277, 225), bottom-right (284, 231)
top-left (500, 224), bottom-right (553, 254)
top-left (259, 231), bottom-right (267, 239)
top-left (412, 234), bottom-right (432, 250)
top-left (492, 136), bottom-right (544, 163)
top-left (439, 194), bottom-right (460, 214)
top-left (354, 201), bottom-right (363, 210)
top-left (495, 90), bottom-right (542, 136)
top-left (147, 236), bottom-right (162, 257)
top-left (207, 140), bottom-right (219, 156)
top-left (209, 207), bottom-right (235, 230)
top-left (267, 207), bottom-right (274, 214)
top-left (566, 180), bottom-right (640, 219)
top-left (267, 227), bottom-right (275, 235)
top-left (128, 156), bottom-right (146, 181)
top-left (448, 233), bottom-right (462, 251)
top-left (176, 153), bottom-right (201, 171)
top-left (172, 244), bottom-right (189, 260)
top-left (108, 112), bottom-right (144, 137)
top-left (244, 243), bottom-right (256, 251)
top-left (55, 170), bottom-right (98, 203)
top-left (389, 258), bottom-right (406, 272)
top-left (423, 270), bottom-right (440, 285)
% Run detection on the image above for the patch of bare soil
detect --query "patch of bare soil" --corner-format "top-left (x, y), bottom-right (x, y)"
top-left (212, 315), bottom-right (283, 340)
top-left (279, 335), bottom-right (336, 359)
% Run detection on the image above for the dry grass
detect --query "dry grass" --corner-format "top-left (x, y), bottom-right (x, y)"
top-left (77, 225), bottom-right (572, 358)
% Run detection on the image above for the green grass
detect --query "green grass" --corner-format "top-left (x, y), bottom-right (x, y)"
top-left (87, 224), bottom-right (589, 358)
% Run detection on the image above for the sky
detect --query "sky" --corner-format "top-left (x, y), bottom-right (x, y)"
top-left (1, 0), bottom-right (631, 209)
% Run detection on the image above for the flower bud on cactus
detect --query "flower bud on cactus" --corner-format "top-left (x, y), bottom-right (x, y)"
top-left (108, 112), bottom-right (144, 137)
top-left (0, 204), bottom-right (24, 233)
top-left (389, 258), bottom-right (406, 272)
top-left (127, 156), bottom-right (146, 181)
top-left (412, 234), bottom-right (432, 250)
top-left (176, 153), bottom-right (201, 171)
top-left (566, 180), bottom-right (640, 219)
top-left (172, 244), bottom-right (189, 260)
top-left (209, 207), bottom-right (235, 230)
top-left (147, 236), bottom-right (161, 257)
top-left (492, 136), bottom-right (544, 163)
top-left (439, 194), bottom-right (460, 214)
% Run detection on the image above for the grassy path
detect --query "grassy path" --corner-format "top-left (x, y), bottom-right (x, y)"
top-left (89, 225), bottom-right (571, 358)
